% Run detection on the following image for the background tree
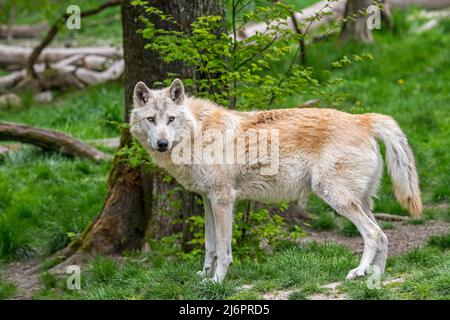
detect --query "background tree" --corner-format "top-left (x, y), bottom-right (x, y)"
top-left (340, 0), bottom-right (374, 43)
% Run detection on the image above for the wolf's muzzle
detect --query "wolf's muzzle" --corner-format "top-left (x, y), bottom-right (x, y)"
top-left (157, 139), bottom-right (169, 152)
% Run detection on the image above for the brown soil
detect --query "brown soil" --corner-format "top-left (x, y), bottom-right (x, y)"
top-left (1, 260), bottom-right (40, 300)
top-left (299, 220), bottom-right (450, 256)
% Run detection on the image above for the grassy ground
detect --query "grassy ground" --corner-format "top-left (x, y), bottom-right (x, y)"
top-left (342, 234), bottom-right (450, 300)
top-left (29, 235), bottom-right (450, 300)
top-left (0, 84), bottom-right (121, 260)
top-left (0, 5), bottom-right (449, 299)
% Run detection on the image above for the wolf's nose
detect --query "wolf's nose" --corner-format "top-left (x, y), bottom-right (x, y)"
top-left (157, 139), bottom-right (169, 151)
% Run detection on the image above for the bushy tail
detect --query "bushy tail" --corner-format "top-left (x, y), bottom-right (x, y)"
top-left (371, 114), bottom-right (422, 218)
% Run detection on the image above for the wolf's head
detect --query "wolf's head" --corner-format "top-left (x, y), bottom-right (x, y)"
top-left (130, 79), bottom-right (196, 153)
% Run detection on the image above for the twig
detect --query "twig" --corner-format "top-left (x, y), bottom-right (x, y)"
top-left (267, 44), bottom-right (301, 106)
top-left (289, 11), bottom-right (306, 64)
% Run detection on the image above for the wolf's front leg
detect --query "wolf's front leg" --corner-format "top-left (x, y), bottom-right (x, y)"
top-left (199, 194), bottom-right (217, 277)
top-left (209, 190), bottom-right (234, 283)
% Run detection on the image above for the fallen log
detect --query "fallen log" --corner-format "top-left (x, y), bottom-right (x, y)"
top-left (0, 23), bottom-right (48, 39)
top-left (75, 59), bottom-right (124, 85)
top-left (373, 213), bottom-right (410, 222)
top-left (0, 56), bottom-right (124, 92)
top-left (0, 44), bottom-right (122, 68)
top-left (0, 122), bottom-right (110, 162)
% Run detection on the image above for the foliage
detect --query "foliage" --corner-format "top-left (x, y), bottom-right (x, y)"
top-left (311, 211), bottom-right (336, 230)
top-left (427, 234), bottom-right (450, 250)
top-left (232, 203), bottom-right (304, 258)
top-left (164, 200), bottom-right (304, 261)
top-left (340, 218), bottom-right (359, 237)
top-left (0, 275), bottom-right (16, 299)
top-left (135, 0), bottom-right (372, 109)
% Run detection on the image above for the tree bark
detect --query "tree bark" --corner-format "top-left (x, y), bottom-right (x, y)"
top-left (340, 0), bottom-right (374, 43)
top-left (56, 0), bottom-right (225, 262)
top-left (0, 122), bottom-right (109, 161)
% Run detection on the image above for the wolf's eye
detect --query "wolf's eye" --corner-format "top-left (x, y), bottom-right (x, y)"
top-left (146, 116), bottom-right (155, 123)
top-left (168, 116), bottom-right (175, 123)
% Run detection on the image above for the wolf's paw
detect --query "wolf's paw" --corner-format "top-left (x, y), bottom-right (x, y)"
top-left (197, 270), bottom-right (207, 277)
top-left (200, 277), bottom-right (215, 284)
top-left (211, 274), bottom-right (224, 283)
top-left (346, 266), bottom-right (368, 280)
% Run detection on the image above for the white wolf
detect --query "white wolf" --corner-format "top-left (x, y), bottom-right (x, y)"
top-left (130, 79), bottom-right (422, 283)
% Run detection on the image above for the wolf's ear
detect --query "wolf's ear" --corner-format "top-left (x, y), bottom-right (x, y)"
top-left (133, 81), bottom-right (152, 108)
top-left (168, 79), bottom-right (185, 104)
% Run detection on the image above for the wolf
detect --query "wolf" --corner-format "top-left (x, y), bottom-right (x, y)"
top-left (130, 79), bottom-right (422, 283)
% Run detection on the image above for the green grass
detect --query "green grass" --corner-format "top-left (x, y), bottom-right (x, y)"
top-left (33, 235), bottom-right (450, 300)
top-left (339, 219), bottom-right (359, 237)
top-left (0, 83), bottom-right (123, 140)
top-left (33, 242), bottom-right (357, 300)
top-left (341, 244), bottom-right (450, 300)
top-left (0, 273), bottom-right (16, 299)
top-left (380, 222), bottom-right (396, 230)
top-left (0, 82), bottom-right (120, 261)
top-left (0, 148), bottom-right (111, 260)
top-left (310, 211), bottom-right (336, 230)
top-left (427, 234), bottom-right (450, 250)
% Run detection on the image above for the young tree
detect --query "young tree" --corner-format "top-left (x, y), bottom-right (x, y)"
top-left (57, 0), bottom-right (225, 264)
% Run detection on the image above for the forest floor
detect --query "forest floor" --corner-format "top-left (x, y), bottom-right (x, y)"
top-left (2, 211), bottom-right (449, 300)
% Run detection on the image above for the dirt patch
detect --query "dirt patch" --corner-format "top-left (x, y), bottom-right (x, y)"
top-left (308, 282), bottom-right (349, 300)
top-left (262, 289), bottom-right (293, 300)
top-left (1, 260), bottom-right (41, 300)
top-left (299, 219), bottom-right (450, 256)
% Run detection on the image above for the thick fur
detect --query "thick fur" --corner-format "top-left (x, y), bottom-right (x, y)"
top-left (130, 79), bottom-right (422, 282)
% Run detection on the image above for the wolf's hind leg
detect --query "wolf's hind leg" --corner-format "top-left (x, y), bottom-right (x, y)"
top-left (338, 202), bottom-right (382, 280)
top-left (362, 198), bottom-right (388, 276)
top-left (199, 194), bottom-right (217, 277)
top-left (314, 184), bottom-right (383, 279)
top-left (361, 154), bottom-right (388, 276)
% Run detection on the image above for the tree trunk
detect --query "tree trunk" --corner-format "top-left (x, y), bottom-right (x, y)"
top-left (340, 0), bottom-right (374, 43)
top-left (56, 0), bottom-right (225, 263)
